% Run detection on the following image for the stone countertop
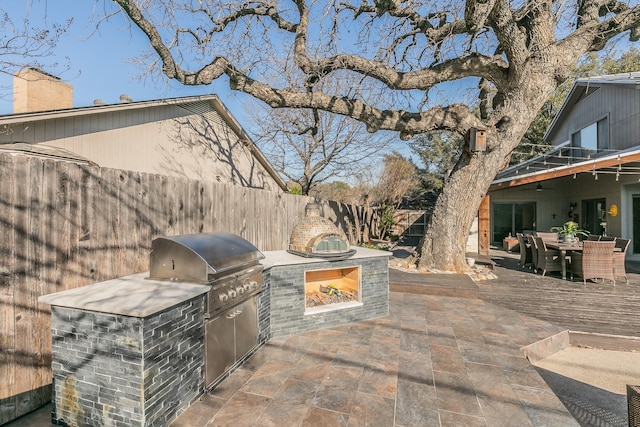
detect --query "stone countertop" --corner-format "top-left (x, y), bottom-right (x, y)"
top-left (261, 247), bottom-right (391, 269)
top-left (38, 272), bottom-right (209, 317)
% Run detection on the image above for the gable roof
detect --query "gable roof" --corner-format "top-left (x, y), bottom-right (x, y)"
top-left (544, 71), bottom-right (640, 141)
top-left (491, 71), bottom-right (640, 191)
top-left (0, 94), bottom-right (288, 192)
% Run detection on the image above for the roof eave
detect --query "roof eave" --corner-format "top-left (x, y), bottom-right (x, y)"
top-left (0, 94), bottom-right (289, 192)
top-left (489, 148), bottom-right (640, 191)
top-left (0, 94), bottom-right (223, 125)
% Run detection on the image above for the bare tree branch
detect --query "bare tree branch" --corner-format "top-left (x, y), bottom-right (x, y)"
top-left (110, 0), bottom-right (640, 272)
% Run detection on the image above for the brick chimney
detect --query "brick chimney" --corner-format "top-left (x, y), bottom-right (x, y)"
top-left (13, 68), bottom-right (73, 113)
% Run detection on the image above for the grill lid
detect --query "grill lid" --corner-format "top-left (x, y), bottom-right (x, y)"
top-left (149, 232), bottom-right (264, 283)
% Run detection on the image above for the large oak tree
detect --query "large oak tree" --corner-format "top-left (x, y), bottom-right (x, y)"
top-left (111, 0), bottom-right (640, 271)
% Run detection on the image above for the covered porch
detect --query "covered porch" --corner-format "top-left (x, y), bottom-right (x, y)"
top-left (480, 145), bottom-right (640, 260)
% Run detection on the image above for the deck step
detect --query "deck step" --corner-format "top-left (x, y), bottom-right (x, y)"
top-left (389, 268), bottom-right (479, 299)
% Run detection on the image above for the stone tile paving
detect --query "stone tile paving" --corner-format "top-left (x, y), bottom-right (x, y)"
top-left (170, 291), bottom-right (578, 427)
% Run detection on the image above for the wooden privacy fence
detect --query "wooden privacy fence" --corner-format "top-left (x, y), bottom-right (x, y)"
top-left (0, 151), bottom-right (365, 423)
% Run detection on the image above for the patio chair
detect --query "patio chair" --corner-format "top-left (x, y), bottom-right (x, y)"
top-left (534, 231), bottom-right (559, 243)
top-left (533, 236), bottom-right (563, 277)
top-left (586, 234), bottom-right (601, 241)
top-left (569, 240), bottom-right (616, 286)
top-left (600, 236), bottom-right (616, 242)
top-left (613, 238), bottom-right (631, 284)
top-left (516, 233), bottom-right (532, 269)
top-left (528, 234), bottom-right (539, 272)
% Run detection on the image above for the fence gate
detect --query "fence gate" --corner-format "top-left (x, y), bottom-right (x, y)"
top-left (392, 210), bottom-right (429, 237)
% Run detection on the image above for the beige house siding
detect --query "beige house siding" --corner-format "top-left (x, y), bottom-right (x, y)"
top-left (0, 98), bottom-right (282, 192)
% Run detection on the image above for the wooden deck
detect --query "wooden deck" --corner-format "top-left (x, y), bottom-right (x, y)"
top-left (478, 250), bottom-right (640, 338)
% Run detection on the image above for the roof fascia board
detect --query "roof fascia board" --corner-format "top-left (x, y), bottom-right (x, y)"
top-left (0, 95), bottom-right (222, 125)
top-left (489, 149), bottom-right (640, 191)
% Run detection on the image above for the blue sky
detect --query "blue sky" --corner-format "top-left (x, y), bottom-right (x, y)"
top-left (0, 0), bottom-right (417, 172)
top-left (0, 1), bottom-right (248, 118)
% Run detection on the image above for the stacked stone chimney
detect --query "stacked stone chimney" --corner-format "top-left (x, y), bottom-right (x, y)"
top-left (13, 68), bottom-right (73, 113)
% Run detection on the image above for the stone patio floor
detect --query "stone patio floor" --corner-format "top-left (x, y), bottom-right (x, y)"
top-left (11, 247), bottom-right (638, 426)
top-left (166, 291), bottom-right (578, 427)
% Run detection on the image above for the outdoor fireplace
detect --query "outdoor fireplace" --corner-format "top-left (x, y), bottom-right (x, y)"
top-left (305, 266), bottom-right (361, 313)
top-left (262, 249), bottom-right (389, 338)
top-left (253, 202), bottom-right (390, 337)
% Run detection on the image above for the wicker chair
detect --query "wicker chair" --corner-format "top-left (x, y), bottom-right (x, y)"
top-left (535, 231), bottom-right (559, 243)
top-left (528, 234), bottom-right (539, 272)
top-left (600, 236), bottom-right (616, 242)
top-left (586, 234), bottom-right (601, 241)
top-left (569, 240), bottom-right (616, 285)
top-left (533, 236), bottom-right (563, 277)
top-left (516, 233), bottom-right (532, 269)
top-left (613, 238), bottom-right (631, 284)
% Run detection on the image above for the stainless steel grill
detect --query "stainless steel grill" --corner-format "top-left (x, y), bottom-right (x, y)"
top-left (148, 232), bottom-right (264, 388)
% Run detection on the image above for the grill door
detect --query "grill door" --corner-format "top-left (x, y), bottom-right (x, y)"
top-left (234, 298), bottom-right (258, 360)
top-left (205, 311), bottom-right (235, 387)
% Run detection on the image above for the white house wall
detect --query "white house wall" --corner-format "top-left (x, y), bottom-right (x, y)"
top-left (0, 103), bottom-right (280, 192)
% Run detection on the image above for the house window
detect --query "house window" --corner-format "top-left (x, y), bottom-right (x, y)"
top-left (571, 118), bottom-right (609, 152)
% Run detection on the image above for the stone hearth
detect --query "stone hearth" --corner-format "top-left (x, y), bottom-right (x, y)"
top-left (261, 247), bottom-right (390, 338)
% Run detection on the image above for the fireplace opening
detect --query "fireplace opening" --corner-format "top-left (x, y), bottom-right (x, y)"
top-left (305, 266), bottom-right (361, 313)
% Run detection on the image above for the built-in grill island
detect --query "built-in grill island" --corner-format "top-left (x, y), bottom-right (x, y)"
top-left (39, 232), bottom-right (270, 427)
top-left (148, 233), bottom-right (265, 389)
top-left (39, 211), bottom-right (390, 427)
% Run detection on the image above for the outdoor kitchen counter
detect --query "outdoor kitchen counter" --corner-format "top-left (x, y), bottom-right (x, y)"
top-left (260, 246), bottom-right (391, 269)
top-left (38, 272), bottom-right (209, 317)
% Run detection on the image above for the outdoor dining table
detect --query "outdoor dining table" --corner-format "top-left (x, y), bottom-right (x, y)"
top-left (545, 240), bottom-right (582, 280)
top-left (545, 240), bottom-right (621, 280)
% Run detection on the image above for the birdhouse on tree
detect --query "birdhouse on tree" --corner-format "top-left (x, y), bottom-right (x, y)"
top-left (469, 128), bottom-right (487, 152)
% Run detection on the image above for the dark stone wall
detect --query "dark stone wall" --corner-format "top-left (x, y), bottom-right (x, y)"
top-left (267, 256), bottom-right (389, 338)
top-left (257, 283), bottom-right (271, 345)
top-left (50, 296), bottom-right (205, 427)
top-left (142, 299), bottom-right (205, 426)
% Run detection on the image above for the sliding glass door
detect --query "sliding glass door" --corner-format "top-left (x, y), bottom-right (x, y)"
top-left (581, 198), bottom-right (606, 236)
top-left (492, 203), bottom-right (536, 245)
top-left (633, 195), bottom-right (640, 254)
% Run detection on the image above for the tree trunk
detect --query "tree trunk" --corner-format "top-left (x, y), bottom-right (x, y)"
top-left (417, 90), bottom-right (550, 272)
top-left (416, 149), bottom-right (498, 271)
top-left (351, 202), bottom-right (362, 244)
